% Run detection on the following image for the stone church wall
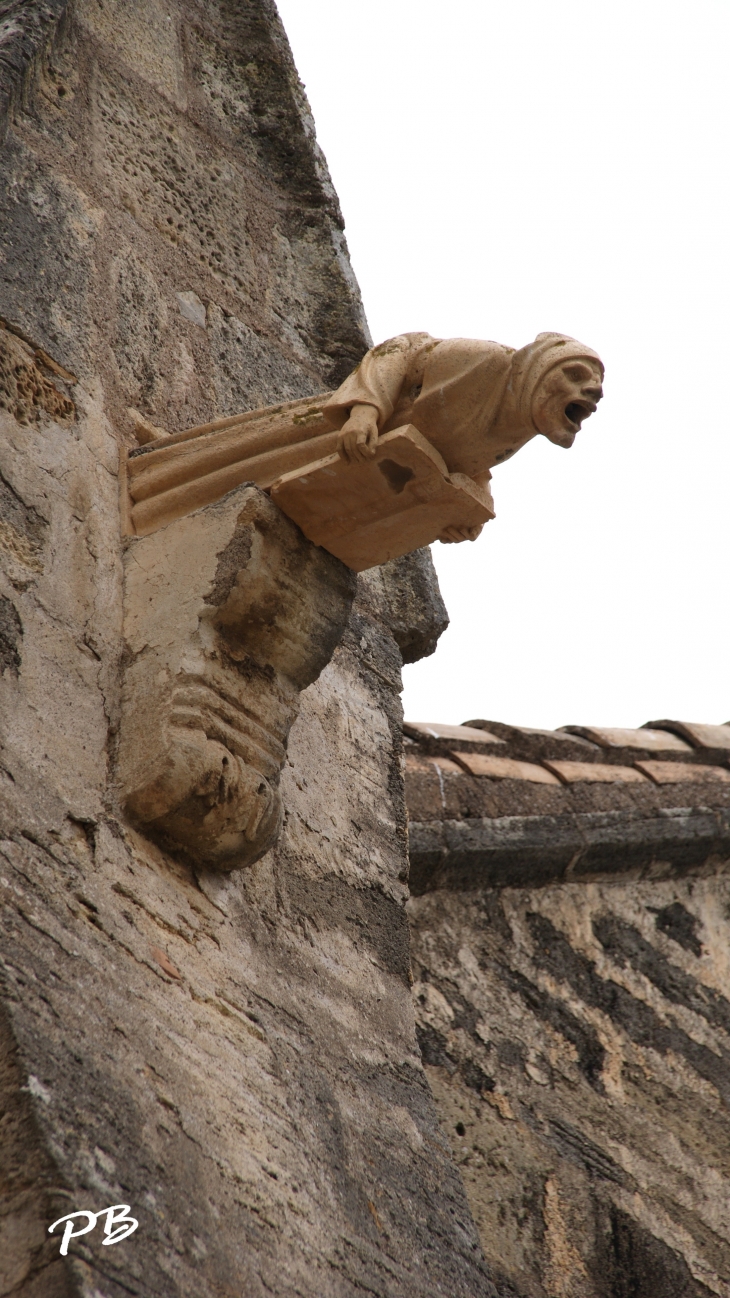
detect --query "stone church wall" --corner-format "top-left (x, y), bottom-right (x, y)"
top-left (0, 4), bottom-right (491, 1296)
top-left (406, 724), bottom-right (730, 1296)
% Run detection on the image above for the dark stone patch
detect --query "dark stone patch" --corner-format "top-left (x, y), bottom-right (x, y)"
top-left (596, 1205), bottom-right (715, 1298)
top-left (469, 889), bottom-right (514, 944)
top-left (593, 912), bottom-right (730, 1036)
top-left (360, 547), bottom-right (449, 664)
top-left (548, 1117), bottom-right (629, 1186)
top-left (0, 139), bottom-right (94, 378)
top-left (417, 1023), bottom-right (457, 1074)
top-left (500, 963), bottom-right (606, 1089)
top-left (413, 975), bottom-right (497, 1092)
top-left (527, 913), bottom-right (730, 1102)
top-left (416, 1024), bottom-right (494, 1095)
top-left (344, 607), bottom-right (404, 696)
top-left (0, 997), bottom-right (77, 1296)
top-left (296, 1066), bottom-right (378, 1240)
top-left (654, 901), bottom-right (703, 957)
top-left (436, 982), bottom-right (480, 1037)
top-left (0, 471), bottom-right (47, 542)
top-left (0, 0), bottom-right (70, 143)
top-left (195, 2), bottom-right (370, 386)
top-left (496, 1038), bottom-right (527, 1071)
top-left (211, 0), bottom-right (337, 212)
top-left (0, 596), bottom-right (22, 674)
top-left (285, 873), bottom-right (412, 980)
top-left (460, 1059), bottom-right (495, 1095)
top-left (204, 511), bottom-right (254, 608)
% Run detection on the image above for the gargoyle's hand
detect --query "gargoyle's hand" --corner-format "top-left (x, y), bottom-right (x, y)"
top-left (337, 404), bottom-right (379, 464)
top-left (439, 523), bottom-right (484, 544)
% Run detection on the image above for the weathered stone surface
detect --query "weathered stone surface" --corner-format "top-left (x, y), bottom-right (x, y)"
top-left (408, 878), bottom-right (730, 1296)
top-left (0, 2), bottom-right (474, 1296)
top-left (0, 0), bottom-right (370, 408)
top-left (406, 717), bottom-right (730, 1294)
top-left (118, 483), bottom-right (356, 869)
top-left (0, 323), bottom-right (75, 426)
top-left (408, 807), bottom-right (730, 893)
top-left (359, 546), bottom-right (449, 664)
top-left (0, 0), bottom-right (70, 144)
top-left (0, 645), bottom-right (489, 1298)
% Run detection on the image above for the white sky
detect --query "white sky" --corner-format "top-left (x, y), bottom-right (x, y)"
top-left (275, 0), bottom-right (730, 731)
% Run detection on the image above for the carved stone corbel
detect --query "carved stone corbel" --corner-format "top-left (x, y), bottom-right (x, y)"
top-left (116, 484), bottom-right (356, 869)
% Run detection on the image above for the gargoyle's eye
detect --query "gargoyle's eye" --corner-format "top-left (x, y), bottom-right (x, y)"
top-left (563, 363), bottom-right (591, 382)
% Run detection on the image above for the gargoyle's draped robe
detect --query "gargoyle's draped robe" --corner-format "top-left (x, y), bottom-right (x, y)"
top-left (325, 333), bottom-right (512, 480)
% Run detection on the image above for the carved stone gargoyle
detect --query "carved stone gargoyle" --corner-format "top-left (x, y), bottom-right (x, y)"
top-left (121, 330), bottom-right (604, 570)
top-left (117, 485), bottom-right (356, 870)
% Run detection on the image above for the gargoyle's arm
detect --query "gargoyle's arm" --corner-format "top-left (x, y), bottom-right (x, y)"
top-left (337, 403), bottom-right (380, 464)
top-left (325, 333), bottom-right (436, 463)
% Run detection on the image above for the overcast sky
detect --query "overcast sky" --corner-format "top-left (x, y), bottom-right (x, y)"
top-left (275, 0), bottom-right (730, 731)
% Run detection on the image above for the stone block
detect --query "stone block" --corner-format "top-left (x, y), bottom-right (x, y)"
top-left (405, 754), bottom-right (463, 775)
top-left (357, 546), bottom-right (449, 664)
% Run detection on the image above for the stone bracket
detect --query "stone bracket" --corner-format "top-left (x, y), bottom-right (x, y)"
top-left (116, 484), bottom-right (356, 870)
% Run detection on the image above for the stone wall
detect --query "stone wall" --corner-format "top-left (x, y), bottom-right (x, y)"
top-left (406, 721), bottom-right (730, 1296)
top-left (0, 4), bottom-right (492, 1296)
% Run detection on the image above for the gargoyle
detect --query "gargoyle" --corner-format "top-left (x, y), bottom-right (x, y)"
top-left (121, 330), bottom-right (604, 569)
top-left (329, 330), bottom-right (604, 541)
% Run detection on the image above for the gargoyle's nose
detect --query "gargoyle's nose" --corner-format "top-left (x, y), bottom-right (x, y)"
top-left (583, 385), bottom-right (603, 404)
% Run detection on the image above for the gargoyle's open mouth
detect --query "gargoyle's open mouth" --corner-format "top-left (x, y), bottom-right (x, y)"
top-left (564, 401), bottom-right (594, 428)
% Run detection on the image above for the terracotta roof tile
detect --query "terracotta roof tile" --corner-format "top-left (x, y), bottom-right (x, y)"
top-left (452, 752), bottom-right (561, 785)
top-left (544, 760), bottom-right (649, 785)
top-left (635, 760), bottom-right (730, 785)
top-left (404, 722), bottom-right (505, 745)
top-left (644, 721), bottom-right (730, 750)
top-left (463, 720), bottom-right (597, 751)
top-left (562, 726), bottom-right (691, 752)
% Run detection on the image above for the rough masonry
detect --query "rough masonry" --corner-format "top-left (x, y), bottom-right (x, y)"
top-left (0, 3), bottom-right (495, 1296)
top-left (405, 718), bottom-right (730, 1296)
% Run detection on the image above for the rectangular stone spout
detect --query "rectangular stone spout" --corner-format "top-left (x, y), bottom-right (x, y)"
top-left (117, 484), bottom-right (356, 870)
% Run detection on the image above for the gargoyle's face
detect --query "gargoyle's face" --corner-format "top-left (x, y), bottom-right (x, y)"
top-left (532, 359), bottom-right (604, 447)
